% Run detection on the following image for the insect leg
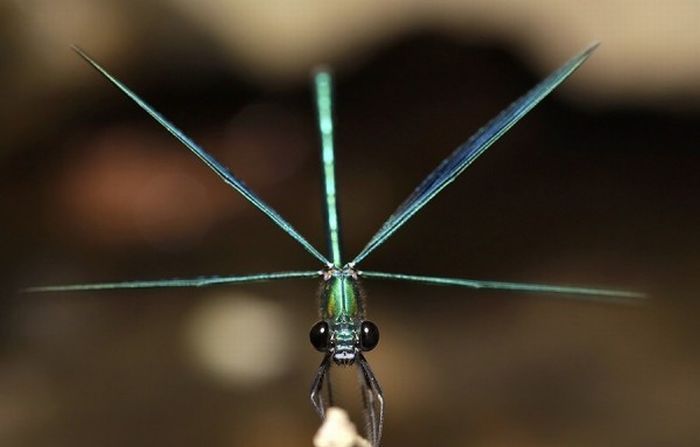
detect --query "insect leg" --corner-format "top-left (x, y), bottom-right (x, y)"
top-left (358, 354), bottom-right (384, 446)
top-left (325, 367), bottom-right (335, 407)
top-left (358, 368), bottom-right (378, 446)
top-left (310, 354), bottom-right (332, 419)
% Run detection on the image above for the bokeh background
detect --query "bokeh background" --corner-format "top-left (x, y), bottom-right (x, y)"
top-left (2, 1), bottom-right (699, 446)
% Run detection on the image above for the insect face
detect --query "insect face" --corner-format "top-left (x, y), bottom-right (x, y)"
top-left (309, 319), bottom-right (380, 366)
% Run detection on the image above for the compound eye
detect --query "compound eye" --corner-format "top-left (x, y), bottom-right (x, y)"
top-left (309, 321), bottom-right (330, 352)
top-left (359, 320), bottom-right (380, 351)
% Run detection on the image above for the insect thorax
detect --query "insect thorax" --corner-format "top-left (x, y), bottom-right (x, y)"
top-left (319, 266), bottom-right (365, 323)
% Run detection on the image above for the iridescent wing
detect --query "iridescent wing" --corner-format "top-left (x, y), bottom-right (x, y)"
top-left (23, 271), bottom-right (321, 293)
top-left (361, 271), bottom-right (646, 303)
top-left (314, 69), bottom-right (343, 266)
top-left (72, 46), bottom-right (329, 265)
top-left (351, 44), bottom-right (599, 266)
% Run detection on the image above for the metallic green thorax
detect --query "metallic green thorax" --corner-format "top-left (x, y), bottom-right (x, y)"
top-left (320, 269), bottom-right (365, 322)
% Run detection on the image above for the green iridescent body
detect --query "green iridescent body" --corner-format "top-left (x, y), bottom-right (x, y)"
top-left (321, 271), bottom-right (363, 322)
top-left (319, 267), bottom-right (365, 365)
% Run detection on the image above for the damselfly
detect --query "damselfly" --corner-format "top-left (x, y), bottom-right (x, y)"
top-left (26, 43), bottom-right (644, 446)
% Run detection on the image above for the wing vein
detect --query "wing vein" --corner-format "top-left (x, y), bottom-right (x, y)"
top-left (361, 270), bottom-right (646, 303)
top-left (22, 270), bottom-right (322, 293)
top-left (72, 46), bottom-right (329, 265)
top-left (352, 44), bottom-right (599, 266)
top-left (314, 69), bottom-right (343, 266)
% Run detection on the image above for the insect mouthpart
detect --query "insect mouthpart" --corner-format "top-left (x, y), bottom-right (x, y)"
top-left (332, 347), bottom-right (357, 366)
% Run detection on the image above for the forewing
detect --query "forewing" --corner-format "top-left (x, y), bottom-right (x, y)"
top-left (351, 44), bottom-right (599, 266)
top-left (72, 46), bottom-right (329, 265)
top-left (23, 271), bottom-right (321, 293)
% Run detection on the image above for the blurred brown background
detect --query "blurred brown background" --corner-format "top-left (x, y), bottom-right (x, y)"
top-left (2, 1), bottom-right (699, 446)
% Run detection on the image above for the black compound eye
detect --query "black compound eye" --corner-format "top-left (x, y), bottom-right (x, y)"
top-left (359, 320), bottom-right (380, 351)
top-left (309, 321), bottom-right (330, 352)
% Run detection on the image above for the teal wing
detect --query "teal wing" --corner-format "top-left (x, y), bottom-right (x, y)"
top-left (351, 44), bottom-right (599, 266)
top-left (23, 271), bottom-right (321, 293)
top-left (361, 271), bottom-right (646, 304)
top-left (72, 46), bottom-right (329, 265)
top-left (314, 69), bottom-right (343, 266)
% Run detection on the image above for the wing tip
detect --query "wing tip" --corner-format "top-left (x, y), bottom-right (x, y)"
top-left (577, 41), bottom-right (600, 63)
top-left (312, 65), bottom-right (333, 78)
top-left (70, 44), bottom-right (101, 70)
top-left (585, 41), bottom-right (601, 53)
top-left (70, 44), bottom-right (88, 59)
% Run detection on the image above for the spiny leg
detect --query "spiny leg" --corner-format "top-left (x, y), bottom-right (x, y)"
top-left (358, 367), bottom-right (379, 446)
top-left (358, 354), bottom-right (384, 446)
top-left (310, 354), bottom-right (332, 419)
top-left (325, 365), bottom-right (335, 407)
